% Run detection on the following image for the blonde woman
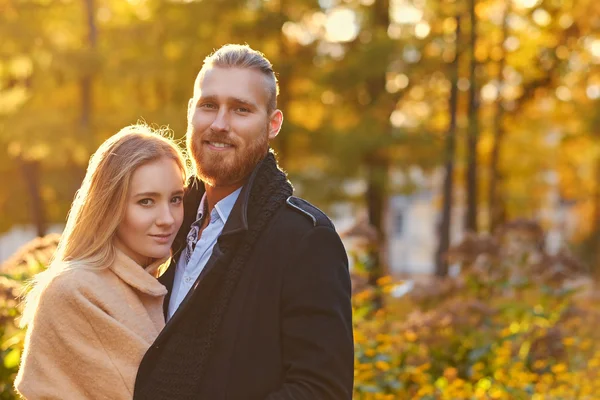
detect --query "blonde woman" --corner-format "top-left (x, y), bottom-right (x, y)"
top-left (15, 124), bottom-right (187, 399)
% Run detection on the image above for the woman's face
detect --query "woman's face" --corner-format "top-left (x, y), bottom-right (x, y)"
top-left (115, 157), bottom-right (185, 266)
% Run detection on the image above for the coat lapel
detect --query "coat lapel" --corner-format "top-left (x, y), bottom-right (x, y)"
top-left (154, 171), bottom-right (249, 344)
top-left (153, 243), bottom-right (225, 348)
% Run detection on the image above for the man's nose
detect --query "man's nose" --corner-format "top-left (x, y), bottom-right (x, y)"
top-left (210, 108), bottom-right (230, 132)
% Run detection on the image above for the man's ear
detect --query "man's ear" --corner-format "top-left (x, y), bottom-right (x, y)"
top-left (187, 98), bottom-right (194, 121)
top-left (268, 109), bottom-right (283, 140)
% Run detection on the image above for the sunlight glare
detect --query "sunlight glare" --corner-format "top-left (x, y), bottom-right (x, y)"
top-left (559, 14), bottom-right (574, 29)
top-left (388, 24), bottom-right (403, 40)
top-left (325, 8), bottom-right (359, 43)
top-left (415, 22), bottom-right (431, 39)
top-left (556, 86), bottom-right (572, 102)
top-left (504, 36), bottom-right (520, 52)
top-left (391, 0), bottom-right (423, 25)
top-left (481, 82), bottom-right (499, 102)
top-left (403, 47), bottom-right (421, 63)
top-left (589, 39), bottom-right (600, 58)
top-left (532, 9), bottom-right (552, 27)
top-left (587, 85), bottom-right (600, 100)
top-left (457, 78), bottom-right (470, 92)
top-left (387, 73), bottom-right (410, 93)
top-left (282, 22), bottom-right (315, 46)
top-left (513, 0), bottom-right (540, 9)
top-left (396, 74), bottom-right (409, 89)
top-left (390, 110), bottom-right (407, 127)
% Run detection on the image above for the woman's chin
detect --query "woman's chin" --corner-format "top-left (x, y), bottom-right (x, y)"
top-left (142, 248), bottom-right (172, 262)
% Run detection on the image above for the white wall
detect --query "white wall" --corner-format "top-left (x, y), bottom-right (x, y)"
top-left (0, 224), bottom-right (64, 263)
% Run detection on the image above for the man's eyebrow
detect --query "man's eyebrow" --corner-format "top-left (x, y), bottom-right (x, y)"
top-left (230, 97), bottom-right (258, 108)
top-left (198, 94), bottom-right (258, 109)
top-left (198, 94), bottom-right (217, 102)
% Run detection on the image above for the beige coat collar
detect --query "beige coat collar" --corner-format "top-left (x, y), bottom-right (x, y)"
top-left (110, 249), bottom-right (168, 297)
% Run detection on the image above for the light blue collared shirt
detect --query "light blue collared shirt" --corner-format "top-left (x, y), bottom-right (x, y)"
top-left (167, 187), bottom-right (242, 320)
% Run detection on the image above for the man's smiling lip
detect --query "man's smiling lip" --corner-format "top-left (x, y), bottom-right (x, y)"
top-left (204, 141), bottom-right (235, 150)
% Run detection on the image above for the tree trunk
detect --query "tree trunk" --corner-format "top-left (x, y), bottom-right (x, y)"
top-left (365, 157), bottom-right (387, 309)
top-left (435, 14), bottom-right (462, 277)
top-left (465, 0), bottom-right (479, 232)
top-left (593, 157), bottom-right (600, 277)
top-left (80, 0), bottom-right (97, 133)
top-left (19, 157), bottom-right (46, 237)
top-left (155, 78), bottom-right (168, 111)
top-left (364, 0), bottom-right (390, 308)
top-left (275, 0), bottom-right (290, 166)
top-left (488, 1), bottom-right (510, 233)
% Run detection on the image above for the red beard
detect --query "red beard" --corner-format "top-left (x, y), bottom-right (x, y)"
top-left (188, 126), bottom-right (269, 187)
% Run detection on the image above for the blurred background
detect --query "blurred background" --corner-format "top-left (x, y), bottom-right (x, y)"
top-left (2, 0), bottom-right (600, 398)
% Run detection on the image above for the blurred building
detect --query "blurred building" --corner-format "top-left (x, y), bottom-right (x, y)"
top-left (332, 167), bottom-right (580, 277)
top-left (385, 191), bottom-right (465, 276)
top-left (331, 190), bottom-right (464, 277)
top-left (0, 224), bottom-right (63, 263)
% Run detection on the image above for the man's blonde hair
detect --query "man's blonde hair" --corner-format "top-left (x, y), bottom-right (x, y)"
top-left (197, 44), bottom-right (279, 113)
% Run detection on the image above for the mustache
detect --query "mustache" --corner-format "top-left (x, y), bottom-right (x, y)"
top-left (195, 130), bottom-right (239, 146)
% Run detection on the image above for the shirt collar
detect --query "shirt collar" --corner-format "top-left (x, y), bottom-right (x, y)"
top-left (197, 187), bottom-right (242, 224)
top-left (177, 153), bottom-right (279, 245)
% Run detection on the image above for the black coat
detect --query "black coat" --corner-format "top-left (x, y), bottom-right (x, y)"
top-left (134, 153), bottom-right (354, 400)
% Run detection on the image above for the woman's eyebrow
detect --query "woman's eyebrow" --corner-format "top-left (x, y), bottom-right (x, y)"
top-left (133, 192), bottom-right (160, 197)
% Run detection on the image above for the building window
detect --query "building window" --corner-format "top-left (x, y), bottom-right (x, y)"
top-left (395, 212), bottom-right (404, 236)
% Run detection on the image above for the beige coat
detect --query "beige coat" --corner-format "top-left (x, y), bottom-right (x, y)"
top-left (15, 250), bottom-right (168, 400)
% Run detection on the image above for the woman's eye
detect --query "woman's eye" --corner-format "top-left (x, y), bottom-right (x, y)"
top-left (171, 196), bottom-right (183, 205)
top-left (139, 198), bottom-right (154, 206)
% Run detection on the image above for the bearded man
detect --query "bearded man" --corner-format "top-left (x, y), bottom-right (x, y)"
top-left (133, 44), bottom-right (354, 400)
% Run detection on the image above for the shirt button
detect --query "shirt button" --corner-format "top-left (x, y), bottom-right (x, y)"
top-left (184, 276), bottom-right (193, 284)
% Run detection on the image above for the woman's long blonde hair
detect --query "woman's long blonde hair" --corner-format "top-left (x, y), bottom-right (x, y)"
top-left (20, 123), bottom-right (187, 326)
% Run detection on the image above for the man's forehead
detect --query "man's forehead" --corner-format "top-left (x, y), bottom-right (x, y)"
top-left (197, 66), bottom-right (263, 85)
top-left (194, 67), bottom-right (270, 105)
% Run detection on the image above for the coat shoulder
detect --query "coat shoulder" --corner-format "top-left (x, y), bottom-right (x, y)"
top-left (40, 268), bottom-right (98, 295)
top-left (38, 267), bottom-right (112, 309)
top-left (284, 196), bottom-right (335, 229)
top-left (23, 268), bottom-right (104, 329)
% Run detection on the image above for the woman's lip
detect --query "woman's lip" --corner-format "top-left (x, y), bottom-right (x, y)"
top-left (149, 233), bottom-right (174, 243)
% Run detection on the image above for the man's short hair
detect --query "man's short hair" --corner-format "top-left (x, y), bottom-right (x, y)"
top-left (199, 44), bottom-right (279, 113)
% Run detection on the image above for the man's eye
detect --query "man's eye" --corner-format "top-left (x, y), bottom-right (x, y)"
top-left (139, 198), bottom-right (154, 206)
top-left (200, 103), bottom-right (216, 109)
top-left (237, 107), bottom-right (250, 113)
